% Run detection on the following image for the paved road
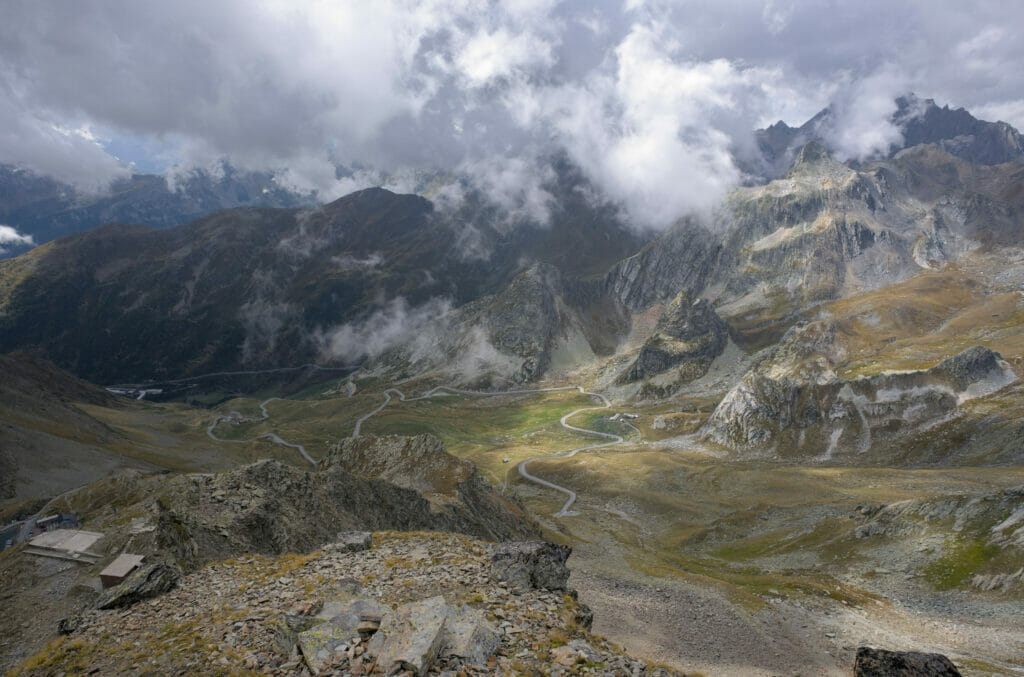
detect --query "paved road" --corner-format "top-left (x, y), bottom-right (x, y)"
top-left (206, 397), bottom-right (317, 468)
top-left (352, 384), bottom-right (637, 516)
top-left (109, 363), bottom-right (356, 389)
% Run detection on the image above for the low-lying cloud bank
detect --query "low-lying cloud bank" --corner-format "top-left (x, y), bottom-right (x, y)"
top-left (3, 1), bottom-right (1024, 230)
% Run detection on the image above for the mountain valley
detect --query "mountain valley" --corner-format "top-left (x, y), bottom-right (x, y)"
top-left (3, 97), bottom-right (1024, 676)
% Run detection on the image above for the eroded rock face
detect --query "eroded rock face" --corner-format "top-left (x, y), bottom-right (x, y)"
top-left (369, 263), bottom-right (625, 386)
top-left (490, 541), bottom-right (572, 591)
top-left (325, 434), bottom-right (540, 543)
top-left (604, 219), bottom-right (720, 311)
top-left (854, 646), bottom-right (962, 676)
top-left (95, 563), bottom-right (180, 610)
top-left (700, 329), bottom-right (1017, 459)
top-left (621, 291), bottom-right (729, 387)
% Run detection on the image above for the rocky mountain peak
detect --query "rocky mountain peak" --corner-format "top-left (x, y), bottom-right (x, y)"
top-left (784, 140), bottom-right (845, 178)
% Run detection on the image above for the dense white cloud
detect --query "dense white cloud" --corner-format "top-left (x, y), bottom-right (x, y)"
top-left (3, 1), bottom-right (1024, 229)
top-left (822, 65), bottom-right (908, 161)
top-left (0, 225), bottom-right (36, 254)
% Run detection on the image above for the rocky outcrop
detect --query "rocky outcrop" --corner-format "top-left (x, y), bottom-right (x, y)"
top-left (95, 563), bottom-right (181, 610)
top-left (367, 596), bottom-right (450, 676)
top-left (490, 541), bottom-right (572, 591)
top-left (328, 531), bottom-right (372, 554)
top-left (80, 436), bottom-right (538, 575)
top-left (325, 434), bottom-right (539, 542)
top-left (621, 291), bottom-right (729, 387)
top-left (298, 592), bottom-right (389, 673)
top-left (701, 330), bottom-right (1017, 459)
top-left (25, 531), bottom-right (679, 676)
top-left (854, 646), bottom-right (961, 676)
top-left (851, 485), bottom-right (1024, 545)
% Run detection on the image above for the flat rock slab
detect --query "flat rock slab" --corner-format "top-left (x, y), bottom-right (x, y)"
top-left (854, 647), bottom-right (962, 677)
top-left (442, 605), bottom-right (499, 666)
top-left (368, 595), bottom-right (449, 676)
top-left (300, 597), bottom-right (390, 674)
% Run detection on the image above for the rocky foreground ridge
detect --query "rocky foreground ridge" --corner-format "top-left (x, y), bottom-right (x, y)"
top-left (11, 531), bottom-right (688, 676)
top-left (0, 435), bottom-right (540, 672)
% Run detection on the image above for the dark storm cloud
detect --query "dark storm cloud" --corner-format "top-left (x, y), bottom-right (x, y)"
top-left (3, 1), bottom-right (1024, 227)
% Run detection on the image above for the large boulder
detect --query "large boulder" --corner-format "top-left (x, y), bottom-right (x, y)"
top-left (854, 647), bottom-right (962, 676)
top-left (491, 541), bottom-right (571, 591)
top-left (298, 596), bottom-right (389, 674)
top-left (96, 562), bottom-right (180, 610)
top-left (441, 605), bottom-right (500, 666)
top-left (367, 595), bottom-right (449, 676)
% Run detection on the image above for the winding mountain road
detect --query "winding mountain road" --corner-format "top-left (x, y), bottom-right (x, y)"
top-left (206, 397), bottom-right (317, 468)
top-left (110, 363), bottom-right (355, 389)
top-left (352, 384), bottom-right (638, 516)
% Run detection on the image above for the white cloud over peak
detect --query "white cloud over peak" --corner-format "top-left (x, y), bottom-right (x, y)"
top-left (3, 1), bottom-right (1024, 229)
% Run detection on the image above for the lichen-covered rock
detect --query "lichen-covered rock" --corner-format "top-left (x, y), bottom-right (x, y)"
top-left (367, 595), bottom-right (449, 676)
top-left (441, 605), bottom-right (500, 666)
top-left (551, 639), bottom-right (603, 667)
top-left (573, 601), bottom-right (594, 630)
top-left (491, 541), bottom-right (571, 591)
top-left (854, 646), bottom-right (962, 676)
top-left (299, 596), bottom-right (390, 674)
top-left (95, 562), bottom-right (180, 610)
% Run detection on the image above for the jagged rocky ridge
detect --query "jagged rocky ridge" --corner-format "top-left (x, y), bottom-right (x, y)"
top-left (607, 141), bottom-right (1024, 348)
top-left (0, 435), bottom-right (541, 672)
top-left (751, 93), bottom-right (1024, 179)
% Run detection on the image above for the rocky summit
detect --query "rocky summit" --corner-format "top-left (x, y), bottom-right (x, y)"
top-left (11, 531), bottom-right (687, 677)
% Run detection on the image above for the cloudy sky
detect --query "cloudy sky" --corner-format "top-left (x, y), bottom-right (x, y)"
top-left (2, 0), bottom-right (1023, 228)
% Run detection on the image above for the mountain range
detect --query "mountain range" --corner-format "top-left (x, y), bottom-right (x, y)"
top-left (3, 93), bottom-right (1024, 676)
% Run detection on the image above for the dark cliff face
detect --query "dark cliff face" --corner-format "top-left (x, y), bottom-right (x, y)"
top-left (369, 262), bottom-right (630, 387)
top-left (621, 291), bottom-right (729, 385)
top-left (895, 95), bottom-right (1024, 166)
top-left (603, 219), bottom-right (721, 311)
